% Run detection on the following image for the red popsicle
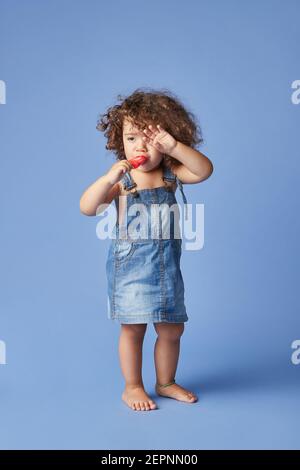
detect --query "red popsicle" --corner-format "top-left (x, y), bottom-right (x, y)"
top-left (128, 155), bottom-right (148, 169)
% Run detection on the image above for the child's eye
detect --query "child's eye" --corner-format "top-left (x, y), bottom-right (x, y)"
top-left (127, 137), bottom-right (135, 141)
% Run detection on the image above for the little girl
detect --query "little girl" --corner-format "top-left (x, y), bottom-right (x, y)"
top-left (80, 89), bottom-right (213, 411)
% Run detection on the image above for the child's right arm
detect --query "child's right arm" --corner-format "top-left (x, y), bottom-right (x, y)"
top-left (79, 160), bottom-right (132, 216)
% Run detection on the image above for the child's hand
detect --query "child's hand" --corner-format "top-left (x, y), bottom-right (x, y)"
top-left (142, 124), bottom-right (177, 155)
top-left (105, 160), bottom-right (132, 185)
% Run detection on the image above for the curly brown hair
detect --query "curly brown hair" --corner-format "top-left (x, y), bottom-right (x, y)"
top-left (96, 87), bottom-right (204, 169)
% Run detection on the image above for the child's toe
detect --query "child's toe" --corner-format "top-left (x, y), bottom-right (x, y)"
top-left (188, 393), bottom-right (197, 402)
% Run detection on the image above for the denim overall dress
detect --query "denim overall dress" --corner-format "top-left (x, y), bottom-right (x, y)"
top-left (106, 161), bottom-right (189, 324)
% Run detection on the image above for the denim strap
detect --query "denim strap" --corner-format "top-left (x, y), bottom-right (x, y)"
top-left (163, 163), bottom-right (188, 220)
top-left (121, 171), bottom-right (137, 190)
top-left (176, 177), bottom-right (188, 221)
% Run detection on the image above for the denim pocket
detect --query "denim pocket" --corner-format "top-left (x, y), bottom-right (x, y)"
top-left (115, 240), bottom-right (136, 267)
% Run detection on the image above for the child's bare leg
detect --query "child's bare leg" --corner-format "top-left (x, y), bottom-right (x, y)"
top-left (119, 323), bottom-right (157, 411)
top-left (154, 322), bottom-right (198, 403)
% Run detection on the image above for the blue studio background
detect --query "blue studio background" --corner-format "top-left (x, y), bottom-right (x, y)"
top-left (0, 0), bottom-right (300, 450)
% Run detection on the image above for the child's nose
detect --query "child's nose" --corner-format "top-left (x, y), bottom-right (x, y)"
top-left (135, 142), bottom-right (147, 152)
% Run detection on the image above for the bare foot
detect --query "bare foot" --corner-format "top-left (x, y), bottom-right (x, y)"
top-left (122, 385), bottom-right (157, 411)
top-left (156, 382), bottom-right (198, 403)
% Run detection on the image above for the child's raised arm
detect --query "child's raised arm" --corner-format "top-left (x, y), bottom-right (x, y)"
top-left (79, 160), bottom-right (131, 216)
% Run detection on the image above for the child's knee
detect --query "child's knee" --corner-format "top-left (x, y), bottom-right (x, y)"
top-left (121, 323), bottom-right (147, 339)
top-left (154, 322), bottom-right (184, 341)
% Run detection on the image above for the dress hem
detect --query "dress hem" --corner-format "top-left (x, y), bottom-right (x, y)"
top-left (108, 312), bottom-right (189, 324)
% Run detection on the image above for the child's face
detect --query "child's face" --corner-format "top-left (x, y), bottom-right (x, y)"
top-left (122, 118), bottom-right (163, 172)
